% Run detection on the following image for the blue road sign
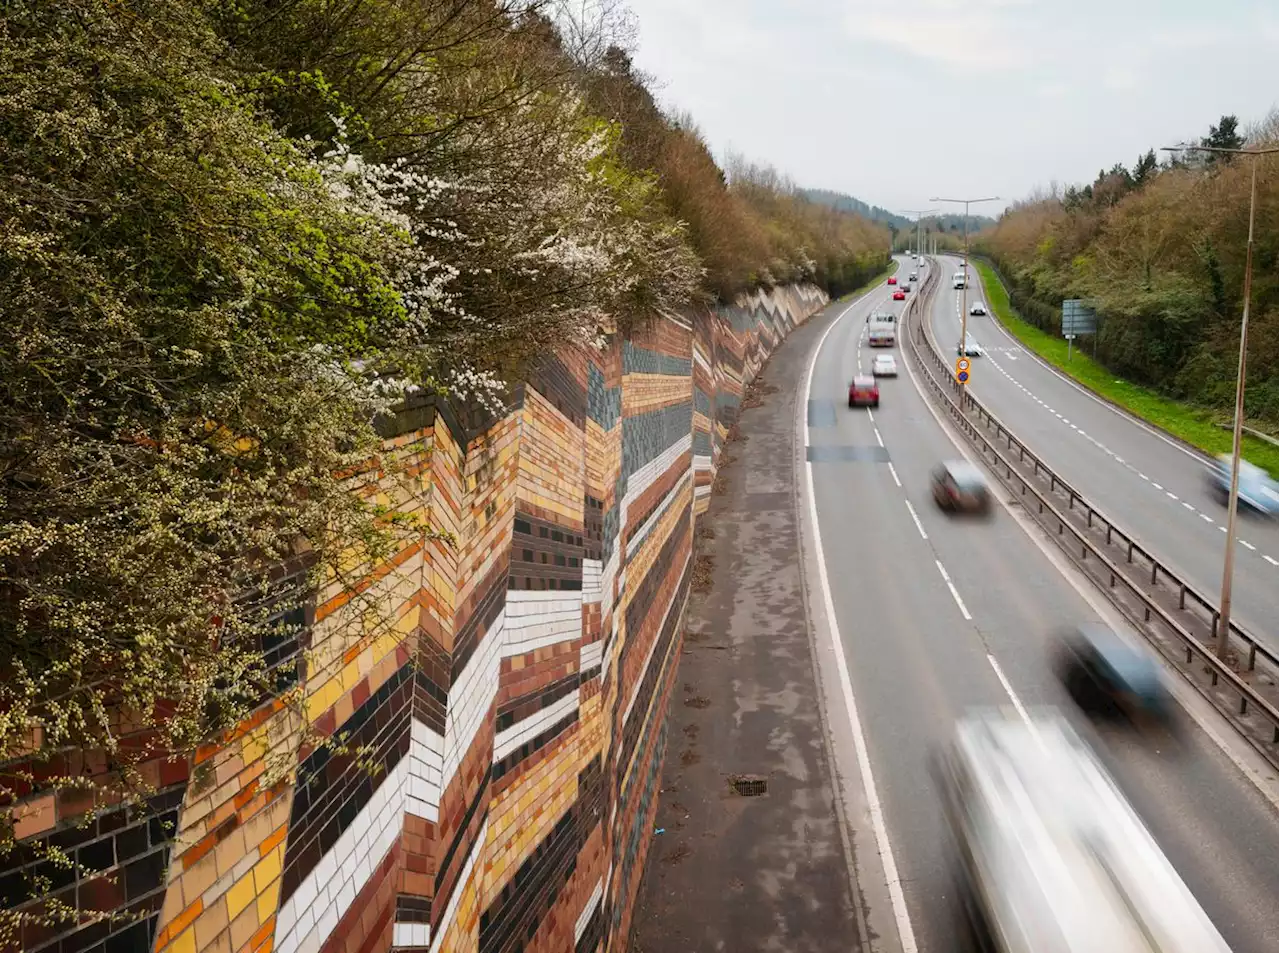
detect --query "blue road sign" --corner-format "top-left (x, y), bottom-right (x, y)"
top-left (958, 370), bottom-right (970, 383)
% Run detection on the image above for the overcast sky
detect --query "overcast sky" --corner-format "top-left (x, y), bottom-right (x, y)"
top-left (622, 0), bottom-right (1279, 214)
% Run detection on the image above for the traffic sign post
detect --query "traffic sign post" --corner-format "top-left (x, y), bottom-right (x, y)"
top-left (955, 357), bottom-right (971, 385)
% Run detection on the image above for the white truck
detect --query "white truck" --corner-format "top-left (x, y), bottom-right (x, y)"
top-left (867, 311), bottom-right (896, 347)
top-left (952, 270), bottom-right (968, 289)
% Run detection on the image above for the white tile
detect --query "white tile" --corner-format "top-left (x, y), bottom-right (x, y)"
top-left (575, 878), bottom-right (604, 941)
top-left (429, 819), bottom-right (488, 953)
top-left (441, 608), bottom-right (502, 787)
top-left (493, 689), bottom-right (580, 761)
top-left (626, 472), bottom-right (688, 560)
top-left (579, 640), bottom-right (603, 670)
top-left (274, 756), bottom-right (410, 953)
top-left (393, 922), bottom-right (432, 948)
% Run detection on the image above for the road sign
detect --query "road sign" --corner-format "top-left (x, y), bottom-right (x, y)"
top-left (957, 370), bottom-right (970, 384)
top-left (956, 358), bottom-right (971, 372)
top-left (1061, 299), bottom-right (1097, 337)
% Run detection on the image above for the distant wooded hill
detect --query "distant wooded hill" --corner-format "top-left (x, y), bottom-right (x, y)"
top-left (800, 188), bottom-right (996, 235)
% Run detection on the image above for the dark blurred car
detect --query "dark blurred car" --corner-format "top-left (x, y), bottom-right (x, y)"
top-left (900, 283), bottom-right (911, 294)
top-left (909, 272), bottom-right (918, 281)
top-left (892, 289), bottom-right (906, 300)
top-left (931, 460), bottom-right (991, 514)
top-left (1057, 623), bottom-right (1172, 725)
top-left (848, 374), bottom-right (879, 408)
top-left (1206, 455), bottom-right (1279, 517)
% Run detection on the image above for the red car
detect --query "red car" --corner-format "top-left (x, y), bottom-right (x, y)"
top-left (887, 276), bottom-right (898, 285)
top-left (893, 289), bottom-right (906, 300)
top-left (848, 374), bottom-right (879, 408)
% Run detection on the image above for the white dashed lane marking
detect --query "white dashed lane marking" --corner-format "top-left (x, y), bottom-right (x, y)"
top-left (951, 293), bottom-right (1278, 568)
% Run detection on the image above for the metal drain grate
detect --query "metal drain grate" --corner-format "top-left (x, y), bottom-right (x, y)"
top-left (730, 776), bottom-right (768, 797)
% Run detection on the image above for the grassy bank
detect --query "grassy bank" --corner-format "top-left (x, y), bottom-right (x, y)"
top-left (974, 261), bottom-right (1279, 477)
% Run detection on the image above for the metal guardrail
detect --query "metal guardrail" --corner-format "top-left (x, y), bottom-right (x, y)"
top-left (904, 260), bottom-right (1279, 765)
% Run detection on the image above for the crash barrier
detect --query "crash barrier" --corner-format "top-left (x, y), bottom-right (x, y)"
top-left (903, 260), bottom-right (1279, 766)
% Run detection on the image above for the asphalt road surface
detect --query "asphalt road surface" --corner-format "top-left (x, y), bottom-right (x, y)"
top-left (803, 257), bottom-right (1278, 953)
top-left (930, 256), bottom-right (1279, 648)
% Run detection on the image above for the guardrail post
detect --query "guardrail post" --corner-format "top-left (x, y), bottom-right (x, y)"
top-left (1179, 586), bottom-right (1186, 610)
top-left (1106, 526), bottom-right (1112, 545)
top-left (1150, 563), bottom-right (1158, 585)
top-left (1249, 644), bottom-right (1257, 671)
top-left (1127, 543), bottom-right (1134, 564)
top-left (1087, 509), bottom-right (1092, 528)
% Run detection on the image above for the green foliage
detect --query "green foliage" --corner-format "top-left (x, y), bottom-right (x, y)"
top-left (0, 1), bottom-right (424, 919)
top-left (978, 111), bottom-right (1278, 427)
top-left (1, 0), bottom-right (897, 932)
top-left (975, 261), bottom-right (1277, 476)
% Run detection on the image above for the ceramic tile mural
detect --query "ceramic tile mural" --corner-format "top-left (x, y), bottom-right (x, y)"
top-left (4, 284), bottom-right (826, 953)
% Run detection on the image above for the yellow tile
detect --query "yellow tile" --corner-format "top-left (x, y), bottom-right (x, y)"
top-left (256, 877), bottom-right (280, 924)
top-left (225, 872), bottom-right (256, 921)
top-left (170, 927), bottom-right (198, 953)
top-left (253, 846), bottom-right (282, 895)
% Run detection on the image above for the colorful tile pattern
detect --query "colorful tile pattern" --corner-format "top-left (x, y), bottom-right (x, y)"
top-left (2, 284), bottom-right (826, 953)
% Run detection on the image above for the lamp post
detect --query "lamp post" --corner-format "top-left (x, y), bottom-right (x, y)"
top-left (929, 196), bottom-right (1000, 376)
top-left (1161, 142), bottom-right (1278, 658)
top-left (900, 209), bottom-right (939, 261)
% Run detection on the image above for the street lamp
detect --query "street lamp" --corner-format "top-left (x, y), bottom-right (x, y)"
top-left (929, 196), bottom-right (1000, 375)
top-left (900, 209), bottom-right (939, 261)
top-left (1161, 142), bottom-right (1279, 659)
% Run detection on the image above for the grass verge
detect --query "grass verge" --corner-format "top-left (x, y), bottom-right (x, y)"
top-left (974, 261), bottom-right (1279, 477)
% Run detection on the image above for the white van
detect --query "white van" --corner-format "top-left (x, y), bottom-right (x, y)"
top-left (952, 271), bottom-right (967, 289)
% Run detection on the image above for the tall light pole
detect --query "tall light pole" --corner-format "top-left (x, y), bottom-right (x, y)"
top-left (1162, 142), bottom-right (1278, 658)
top-left (929, 196), bottom-right (1000, 373)
top-left (900, 208), bottom-right (938, 261)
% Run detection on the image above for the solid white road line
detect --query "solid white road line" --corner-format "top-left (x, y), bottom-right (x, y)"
top-left (888, 462), bottom-right (902, 487)
top-left (803, 296), bottom-right (919, 953)
top-left (934, 560), bottom-right (972, 620)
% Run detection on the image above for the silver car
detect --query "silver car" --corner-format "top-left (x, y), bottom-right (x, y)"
top-left (1206, 455), bottom-right (1279, 517)
top-left (871, 354), bottom-right (898, 378)
top-left (937, 711), bottom-right (1231, 953)
top-left (969, 301), bottom-right (987, 315)
top-left (956, 333), bottom-right (983, 357)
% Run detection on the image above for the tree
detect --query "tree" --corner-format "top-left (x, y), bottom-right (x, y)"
top-left (1202, 114), bottom-right (1244, 160)
top-left (1133, 149), bottom-right (1158, 186)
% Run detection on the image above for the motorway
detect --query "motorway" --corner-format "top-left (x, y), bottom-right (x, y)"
top-left (929, 256), bottom-right (1279, 646)
top-left (803, 257), bottom-right (1278, 953)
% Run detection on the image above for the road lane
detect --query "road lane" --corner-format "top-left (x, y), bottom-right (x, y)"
top-left (931, 256), bottom-right (1279, 646)
top-left (805, 260), bottom-right (1278, 953)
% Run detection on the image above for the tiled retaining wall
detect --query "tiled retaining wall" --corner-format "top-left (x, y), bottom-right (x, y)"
top-left (5, 284), bottom-right (827, 953)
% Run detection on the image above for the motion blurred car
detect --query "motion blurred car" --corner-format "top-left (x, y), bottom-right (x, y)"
top-left (956, 333), bottom-right (983, 357)
top-left (887, 276), bottom-right (898, 285)
top-left (871, 354), bottom-right (898, 378)
top-left (892, 288), bottom-right (906, 300)
top-left (899, 283), bottom-right (911, 294)
top-left (909, 272), bottom-right (918, 281)
top-left (848, 374), bottom-right (879, 408)
top-left (968, 301), bottom-right (987, 315)
top-left (931, 460), bottom-right (991, 514)
top-left (1057, 623), bottom-right (1172, 726)
top-left (1206, 455), bottom-right (1279, 517)
top-left (936, 711), bottom-right (1231, 953)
